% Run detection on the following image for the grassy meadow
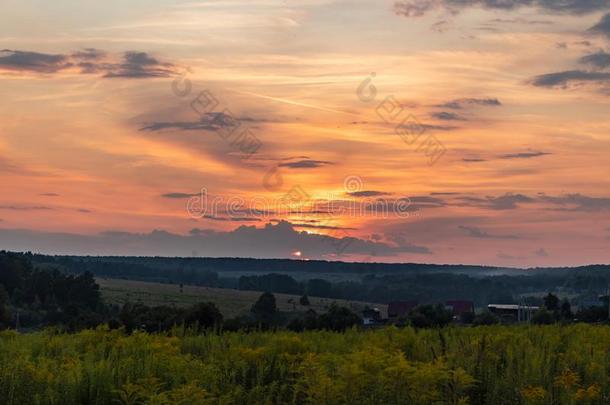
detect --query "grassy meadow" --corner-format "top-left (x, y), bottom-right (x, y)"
top-left (97, 277), bottom-right (387, 318)
top-left (1, 324), bottom-right (609, 404)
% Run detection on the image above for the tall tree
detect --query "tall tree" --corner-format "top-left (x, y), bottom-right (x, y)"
top-left (0, 284), bottom-right (10, 328)
top-left (251, 292), bottom-right (278, 328)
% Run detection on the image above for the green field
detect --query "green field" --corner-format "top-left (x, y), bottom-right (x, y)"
top-left (97, 278), bottom-right (387, 318)
top-left (1, 324), bottom-right (609, 404)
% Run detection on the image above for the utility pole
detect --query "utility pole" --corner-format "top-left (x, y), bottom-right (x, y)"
top-left (607, 287), bottom-right (610, 321)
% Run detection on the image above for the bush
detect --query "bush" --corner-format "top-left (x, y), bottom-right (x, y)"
top-left (408, 304), bottom-right (452, 328)
top-left (316, 304), bottom-right (361, 332)
top-left (185, 302), bottom-right (223, 331)
top-left (251, 292), bottom-right (278, 329)
top-left (473, 311), bottom-right (500, 326)
top-left (531, 309), bottom-right (555, 325)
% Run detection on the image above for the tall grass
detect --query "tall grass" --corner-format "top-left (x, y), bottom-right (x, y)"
top-left (0, 324), bottom-right (609, 404)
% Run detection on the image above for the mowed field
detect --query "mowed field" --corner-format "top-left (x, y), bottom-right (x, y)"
top-left (97, 278), bottom-right (387, 318)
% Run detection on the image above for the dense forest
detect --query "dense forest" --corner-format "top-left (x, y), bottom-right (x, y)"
top-left (26, 253), bottom-right (610, 308)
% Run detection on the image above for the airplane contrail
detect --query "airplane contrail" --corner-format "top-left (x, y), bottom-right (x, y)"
top-left (234, 90), bottom-right (360, 117)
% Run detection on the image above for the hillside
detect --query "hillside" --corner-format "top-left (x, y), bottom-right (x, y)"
top-left (97, 278), bottom-right (387, 318)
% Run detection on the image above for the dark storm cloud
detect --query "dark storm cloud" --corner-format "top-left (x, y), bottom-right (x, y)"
top-left (529, 15), bottom-right (610, 93)
top-left (278, 160), bottom-right (333, 169)
top-left (0, 49), bottom-right (71, 73)
top-left (531, 70), bottom-right (610, 87)
top-left (394, 0), bottom-right (610, 18)
top-left (432, 111), bottom-right (466, 121)
top-left (140, 121), bottom-right (218, 132)
top-left (579, 51), bottom-right (610, 69)
top-left (0, 49), bottom-right (177, 78)
top-left (140, 112), bottom-right (256, 133)
top-left (103, 51), bottom-right (177, 78)
top-left (0, 221), bottom-right (431, 258)
top-left (436, 98), bottom-right (501, 109)
top-left (589, 12), bottom-right (610, 38)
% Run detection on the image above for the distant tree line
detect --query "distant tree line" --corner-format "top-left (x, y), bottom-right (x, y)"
top-left (26, 254), bottom-right (610, 308)
top-left (0, 251), bottom-right (365, 333)
top-left (29, 254), bottom-right (505, 275)
top-left (3, 252), bottom-right (610, 333)
top-left (236, 272), bottom-right (610, 309)
top-left (0, 251), bottom-right (104, 330)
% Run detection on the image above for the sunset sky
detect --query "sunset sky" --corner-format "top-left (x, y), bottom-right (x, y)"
top-left (1, 0), bottom-right (610, 266)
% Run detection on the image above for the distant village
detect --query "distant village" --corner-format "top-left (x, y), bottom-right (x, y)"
top-left (360, 294), bottom-right (610, 327)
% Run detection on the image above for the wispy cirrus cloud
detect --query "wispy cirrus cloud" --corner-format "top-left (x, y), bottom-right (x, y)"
top-left (539, 193), bottom-right (610, 212)
top-left (456, 193), bottom-right (534, 210)
top-left (290, 222), bottom-right (358, 231)
top-left (462, 150), bottom-right (551, 162)
top-left (459, 225), bottom-right (520, 239)
top-left (499, 151), bottom-right (551, 159)
top-left (0, 205), bottom-right (54, 211)
top-left (202, 215), bottom-right (262, 222)
top-left (161, 192), bottom-right (200, 199)
top-left (436, 98), bottom-right (501, 109)
top-left (346, 190), bottom-right (393, 197)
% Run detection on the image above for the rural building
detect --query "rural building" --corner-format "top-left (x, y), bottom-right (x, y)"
top-left (445, 300), bottom-right (475, 318)
top-left (387, 301), bottom-right (418, 320)
top-left (362, 307), bottom-right (383, 326)
top-left (488, 304), bottom-right (539, 322)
